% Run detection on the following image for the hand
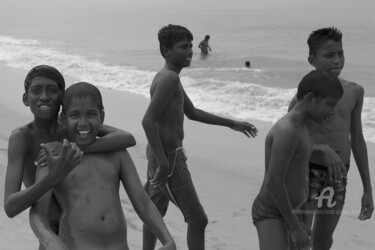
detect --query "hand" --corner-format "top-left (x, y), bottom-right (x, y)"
top-left (320, 145), bottom-right (347, 183)
top-left (231, 121), bottom-right (258, 138)
top-left (150, 164), bottom-right (169, 189)
top-left (158, 241), bottom-right (176, 250)
top-left (46, 240), bottom-right (68, 250)
top-left (42, 139), bottom-right (83, 185)
top-left (358, 192), bottom-right (374, 220)
top-left (290, 226), bottom-right (311, 250)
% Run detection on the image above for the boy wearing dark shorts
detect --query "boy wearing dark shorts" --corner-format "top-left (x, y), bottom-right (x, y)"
top-left (142, 24), bottom-right (258, 250)
top-left (288, 27), bottom-right (373, 249)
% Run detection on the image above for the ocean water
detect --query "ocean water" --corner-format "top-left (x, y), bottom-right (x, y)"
top-left (0, 0), bottom-right (374, 142)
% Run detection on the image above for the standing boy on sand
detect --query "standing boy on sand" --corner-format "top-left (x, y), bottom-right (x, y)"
top-left (142, 24), bottom-right (258, 250)
top-left (198, 34), bottom-right (211, 56)
top-left (253, 70), bottom-right (343, 250)
top-left (30, 82), bottom-right (176, 250)
top-left (4, 65), bottom-right (135, 247)
top-left (288, 27), bottom-right (373, 249)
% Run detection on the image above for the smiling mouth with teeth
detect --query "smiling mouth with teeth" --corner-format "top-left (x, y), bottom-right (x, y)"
top-left (77, 130), bottom-right (90, 135)
top-left (39, 105), bottom-right (51, 109)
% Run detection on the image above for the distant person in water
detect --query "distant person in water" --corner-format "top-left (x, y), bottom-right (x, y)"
top-left (198, 35), bottom-right (211, 57)
top-left (245, 61), bottom-right (251, 68)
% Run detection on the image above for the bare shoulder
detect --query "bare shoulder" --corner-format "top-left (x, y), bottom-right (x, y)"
top-left (9, 123), bottom-right (33, 144)
top-left (154, 68), bottom-right (180, 86)
top-left (268, 116), bottom-right (300, 142)
top-left (340, 78), bottom-right (364, 96)
top-left (273, 116), bottom-right (299, 134)
top-left (101, 149), bottom-right (131, 161)
top-left (151, 68), bottom-right (181, 97)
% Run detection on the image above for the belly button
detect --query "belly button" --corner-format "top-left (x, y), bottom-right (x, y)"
top-left (100, 216), bottom-right (105, 221)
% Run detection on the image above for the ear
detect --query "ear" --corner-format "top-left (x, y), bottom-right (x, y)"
top-left (161, 46), bottom-right (170, 58)
top-left (60, 112), bottom-right (67, 125)
top-left (304, 92), bottom-right (316, 104)
top-left (308, 55), bottom-right (315, 67)
top-left (22, 93), bottom-right (29, 106)
top-left (100, 110), bottom-right (105, 127)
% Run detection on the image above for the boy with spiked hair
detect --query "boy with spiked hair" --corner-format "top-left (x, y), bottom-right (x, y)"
top-left (253, 69), bottom-right (343, 250)
top-left (288, 27), bottom-right (373, 249)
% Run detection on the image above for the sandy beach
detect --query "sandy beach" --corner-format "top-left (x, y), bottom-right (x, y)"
top-left (0, 64), bottom-right (374, 249)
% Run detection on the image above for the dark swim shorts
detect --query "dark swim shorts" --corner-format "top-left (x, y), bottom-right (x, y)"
top-left (308, 162), bottom-right (349, 203)
top-left (144, 145), bottom-right (207, 223)
top-left (252, 195), bottom-right (283, 224)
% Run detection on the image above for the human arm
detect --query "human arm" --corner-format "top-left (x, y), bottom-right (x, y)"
top-left (266, 127), bottom-right (310, 248)
top-left (120, 150), bottom-right (176, 250)
top-left (141, 72), bottom-right (180, 188)
top-left (350, 86), bottom-right (373, 220)
top-left (80, 124), bottom-right (136, 153)
top-left (309, 144), bottom-right (347, 182)
top-left (183, 89), bottom-right (257, 137)
top-left (29, 161), bottom-right (67, 250)
top-left (4, 129), bottom-right (81, 218)
top-left (289, 94), bottom-right (347, 182)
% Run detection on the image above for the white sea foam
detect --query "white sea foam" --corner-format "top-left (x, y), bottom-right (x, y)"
top-left (1, 36), bottom-right (374, 144)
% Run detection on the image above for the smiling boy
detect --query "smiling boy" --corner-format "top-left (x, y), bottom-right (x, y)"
top-left (30, 82), bottom-right (175, 250)
top-left (4, 65), bottom-right (135, 249)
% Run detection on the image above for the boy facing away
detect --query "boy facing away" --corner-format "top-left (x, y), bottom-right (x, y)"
top-left (4, 65), bottom-right (135, 248)
top-left (253, 70), bottom-right (343, 250)
top-left (142, 24), bottom-right (258, 250)
top-left (288, 27), bottom-right (373, 249)
top-left (30, 82), bottom-right (176, 250)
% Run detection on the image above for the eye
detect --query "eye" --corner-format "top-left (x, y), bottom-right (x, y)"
top-left (324, 53), bottom-right (334, 58)
top-left (88, 111), bottom-right (99, 117)
top-left (48, 87), bottom-right (60, 94)
top-left (68, 112), bottom-right (80, 119)
top-left (30, 87), bottom-right (42, 95)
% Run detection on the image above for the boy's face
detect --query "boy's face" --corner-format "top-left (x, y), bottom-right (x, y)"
top-left (309, 40), bottom-right (345, 77)
top-left (64, 96), bottom-right (104, 147)
top-left (167, 38), bottom-right (193, 68)
top-left (310, 96), bottom-right (338, 124)
top-left (23, 76), bottom-right (62, 120)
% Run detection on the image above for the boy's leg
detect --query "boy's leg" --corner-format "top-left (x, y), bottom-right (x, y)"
top-left (311, 201), bottom-right (344, 250)
top-left (168, 151), bottom-right (208, 250)
top-left (309, 165), bottom-right (347, 250)
top-left (187, 217), bottom-right (208, 250)
top-left (255, 219), bottom-right (290, 250)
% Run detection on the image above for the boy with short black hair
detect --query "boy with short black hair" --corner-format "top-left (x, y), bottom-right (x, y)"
top-left (30, 82), bottom-right (175, 250)
top-left (288, 27), bottom-right (373, 249)
top-left (142, 24), bottom-right (258, 250)
top-left (253, 70), bottom-right (343, 250)
top-left (4, 65), bottom-right (135, 248)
